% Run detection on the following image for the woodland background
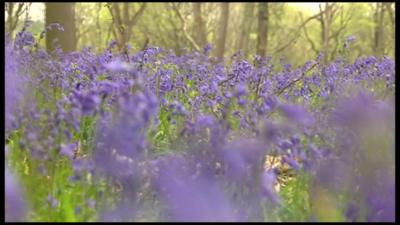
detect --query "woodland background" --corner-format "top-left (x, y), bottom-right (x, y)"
top-left (5, 2), bottom-right (396, 64)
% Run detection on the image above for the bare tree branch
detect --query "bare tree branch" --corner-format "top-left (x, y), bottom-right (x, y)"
top-left (329, 5), bottom-right (354, 60)
top-left (166, 5), bottom-right (183, 54)
top-left (274, 63), bottom-right (317, 96)
top-left (273, 7), bottom-right (332, 54)
top-left (6, 3), bottom-right (30, 37)
top-left (12, 3), bottom-right (25, 30)
top-left (328, 5), bottom-right (353, 40)
top-left (107, 3), bottom-right (147, 51)
top-left (171, 3), bottom-right (201, 51)
top-left (300, 13), bottom-right (318, 54)
top-left (141, 36), bottom-right (150, 51)
top-left (128, 3), bottom-right (147, 28)
top-left (105, 20), bottom-right (113, 45)
top-left (123, 3), bottom-right (130, 26)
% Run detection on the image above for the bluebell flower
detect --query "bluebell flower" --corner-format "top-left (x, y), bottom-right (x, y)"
top-left (5, 169), bottom-right (27, 222)
top-left (261, 169), bottom-right (279, 204)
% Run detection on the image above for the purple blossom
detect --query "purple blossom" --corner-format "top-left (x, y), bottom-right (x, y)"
top-left (46, 23), bottom-right (64, 32)
top-left (281, 155), bottom-right (300, 170)
top-left (80, 93), bottom-right (101, 115)
top-left (47, 195), bottom-right (58, 208)
top-left (203, 44), bottom-right (212, 55)
top-left (5, 169), bottom-right (27, 222)
top-left (104, 59), bottom-right (135, 72)
top-left (261, 169), bottom-right (279, 204)
top-left (236, 82), bottom-right (247, 97)
top-left (4, 27), bottom-right (395, 222)
top-left (279, 104), bottom-right (315, 126)
top-left (157, 171), bottom-right (235, 221)
top-left (60, 142), bottom-right (77, 160)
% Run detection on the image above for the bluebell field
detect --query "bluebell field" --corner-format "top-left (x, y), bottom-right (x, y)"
top-left (5, 22), bottom-right (395, 222)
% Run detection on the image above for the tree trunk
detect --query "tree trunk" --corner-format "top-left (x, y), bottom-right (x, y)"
top-left (318, 3), bottom-right (340, 64)
top-left (320, 3), bottom-right (331, 64)
top-left (109, 3), bottom-right (126, 51)
top-left (193, 3), bottom-right (207, 47)
top-left (108, 3), bottom-right (147, 52)
top-left (96, 3), bottom-right (102, 49)
top-left (237, 3), bottom-right (254, 55)
top-left (6, 3), bottom-right (27, 39)
top-left (45, 3), bottom-right (76, 52)
top-left (384, 3), bottom-right (394, 28)
top-left (373, 2), bottom-right (385, 58)
top-left (256, 3), bottom-right (268, 57)
top-left (215, 3), bottom-right (230, 60)
top-left (6, 3), bottom-right (14, 38)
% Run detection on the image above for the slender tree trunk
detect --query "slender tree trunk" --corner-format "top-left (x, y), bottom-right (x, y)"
top-left (318, 3), bottom-right (340, 64)
top-left (256, 3), bottom-right (268, 57)
top-left (237, 3), bottom-right (254, 55)
top-left (45, 3), bottom-right (77, 52)
top-left (6, 3), bottom-right (14, 38)
top-left (215, 3), bottom-right (230, 60)
top-left (96, 3), bottom-right (102, 50)
top-left (384, 3), bottom-right (394, 28)
top-left (193, 3), bottom-right (207, 47)
top-left (166, 7), bottom-right (182, 55)
top-left (374, 2), bottom-right (385, 57)
top-left (110, 3), bottom-right (126, 51)
top-left (108, 3), bottom-right (147, 52)
top-left (384, 3), bottom-right (395, 58)
top-left (320, 3), bottom-right (331, 64)
top-left (6, 3), bottom-right (28, 39)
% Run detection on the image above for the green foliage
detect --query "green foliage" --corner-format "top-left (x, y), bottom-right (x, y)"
top-left (275, 172), bottom-right (312, 222)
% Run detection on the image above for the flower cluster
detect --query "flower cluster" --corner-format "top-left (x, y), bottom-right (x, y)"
top-left (5, 27), bottom-right (395, 222)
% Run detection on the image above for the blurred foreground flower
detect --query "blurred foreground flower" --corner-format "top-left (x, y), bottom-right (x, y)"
top-left (5, 168), bottom-right (27, 222)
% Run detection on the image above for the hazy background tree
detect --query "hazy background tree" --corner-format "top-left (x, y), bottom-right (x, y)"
top-left (319, 3), bottom-right (335, 64)
top-left (373, 2), bottom-right (390, 58)
top-left (256, 3), bottom-right (269, 57)
top-left (106, 3), bottom-right (146, 52)
top-left (45, 3), bottom-right (76, 52)
top-left (215, 3), bottom-right (230, 60)
top-left (193, 3), bottom-right (207, 48)
top-left (7, 3), bottom-right (395, 64)
top-left (172, 3), bottom-right (202, 52)
top-left (236, 3), bottom-right (255, 57)
top-left (5, 3), bottom-right (31, 39)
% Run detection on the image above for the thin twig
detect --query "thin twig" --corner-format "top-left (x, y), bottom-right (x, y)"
top-left (301, 14), bottom-right (318, 54)
top-left (273, 63), bottom-right (317, 96)
top-left (217, 74), bottom-right (236, 86)
top-left (128, 3), bottom-right (147, 28)
top-left (171, 3), bottom-right (201, 52)
top-left (273, 6), bottom-right (333, 54)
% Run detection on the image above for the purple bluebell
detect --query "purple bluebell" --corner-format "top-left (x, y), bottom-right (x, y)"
top-left (5, 169), bottom-right (27, 222)
top-left (261, 169), bottom-right (279, 204)
top-left (47, 195), bottom-right (58, 208)
top-left (279, 104), bottom-right (315, 126)
top-left (59, 142), bottom-right (77, 160)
